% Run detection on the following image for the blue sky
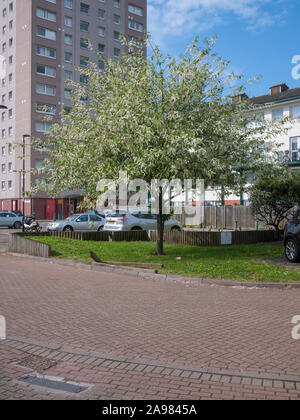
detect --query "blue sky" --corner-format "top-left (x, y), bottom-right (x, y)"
top-left (147, 0), bottom-right (300, 98)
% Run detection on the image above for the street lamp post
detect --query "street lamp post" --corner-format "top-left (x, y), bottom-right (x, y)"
top-left (22, 134), bottom-right (31, 232)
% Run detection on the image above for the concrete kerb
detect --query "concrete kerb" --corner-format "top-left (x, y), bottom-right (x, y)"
top-left (6, 251), bottom-right (300, 290)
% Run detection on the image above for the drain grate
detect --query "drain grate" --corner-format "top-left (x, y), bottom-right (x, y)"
top-left (18, 375), bottom-right (88, 394)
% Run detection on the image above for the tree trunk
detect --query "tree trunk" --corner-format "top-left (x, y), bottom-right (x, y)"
top-left (157, 187), bottom-right (164, 255)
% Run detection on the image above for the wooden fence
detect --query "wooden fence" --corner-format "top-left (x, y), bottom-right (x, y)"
top-left (48, 231), bottom-right (110, 241)
top-left (8, 233), bottom-right (50, 258)
top-left (149, 230), bottom-right (279, 247)
top-left (25, 231), bottom-right (149, 242)
top-left (111, 231), bottom-right (150, 242)
top-left (9, 228), bottom-right (280, 259)
top-left (231, 230), bottom-right (280, 245)
top-left (149, 230), bottom-right (221, 246)
top-left (173, 206), bottom-right (260, 229)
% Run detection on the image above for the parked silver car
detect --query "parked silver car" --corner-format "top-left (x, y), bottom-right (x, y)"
top-left (103, 212), bottom-right (182, 232)
top-left (0, 211), bottom-right (23, 229)
top-left (47, 213), bottom-right (105, 232)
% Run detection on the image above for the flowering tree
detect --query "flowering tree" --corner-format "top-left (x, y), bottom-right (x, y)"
top-left (34, 36), bottom-right (284, 255)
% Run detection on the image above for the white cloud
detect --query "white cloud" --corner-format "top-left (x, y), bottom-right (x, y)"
top-left (148, 0), bottom-right (285, 46)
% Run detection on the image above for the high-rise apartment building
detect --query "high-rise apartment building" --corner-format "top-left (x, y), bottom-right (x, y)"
top-left (0, 0), bottom-right (147, 219)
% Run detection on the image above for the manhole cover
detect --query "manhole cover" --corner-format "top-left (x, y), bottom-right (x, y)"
top-left (18, 375), bottom-right (88, 393)
top-left (18, 355), bottom-right (57, 373)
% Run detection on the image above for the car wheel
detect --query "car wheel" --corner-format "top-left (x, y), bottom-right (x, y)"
top-left (285, 238), bottom-right (300, 263)
top-left (171, 226), bottom-right (181, 231)
top-left (131, 226), bottom-right (143, 231)
top-left (63, 226), bottom-right (73, 232)
top-left (13, 222), bottom-right (22, 229)
top-left (98, 226), bottom-right (104, 231)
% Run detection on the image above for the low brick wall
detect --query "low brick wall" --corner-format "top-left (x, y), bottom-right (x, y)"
top-left (8, 233), bottom-right (50, 258)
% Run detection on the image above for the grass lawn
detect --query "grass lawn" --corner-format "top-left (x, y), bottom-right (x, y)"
top-left (28, 236), bottom-right (300, 283)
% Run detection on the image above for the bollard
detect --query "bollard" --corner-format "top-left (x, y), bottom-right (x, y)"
top-left (255, 220), bottom-right (259, 231)
top-left (234, 220), bottom-right (238, 230)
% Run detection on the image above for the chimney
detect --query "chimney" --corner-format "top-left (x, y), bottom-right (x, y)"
top-left (269, 83), bottom-right (289, 96)
top-left (232, 93), bottom-right (248, 105)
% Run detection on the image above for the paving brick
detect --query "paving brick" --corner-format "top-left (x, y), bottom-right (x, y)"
top-left (1, 253), bottom-right (300, 400)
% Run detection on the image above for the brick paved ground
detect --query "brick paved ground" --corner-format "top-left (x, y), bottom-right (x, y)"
top-left (0, 253), bottom-right (300, 400)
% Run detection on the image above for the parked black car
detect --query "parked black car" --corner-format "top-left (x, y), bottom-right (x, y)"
top-left (284, 209), bottom-right (300, 262)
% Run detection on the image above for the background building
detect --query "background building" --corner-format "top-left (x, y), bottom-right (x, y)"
top-left (204, 83), bottom-right (300, 206)
top-left (0, 0), bottom-right (147, 219)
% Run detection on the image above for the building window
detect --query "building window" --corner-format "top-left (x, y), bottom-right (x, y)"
top-left (36, 104), bottom-right (56, 115)
top-left (273, 108), bottom-right (284, 120)
top-left (291, 105), bottom-right (300, 119)
top-left (80, 21), bottom-right (89, 32)
top-left (64, 70), bottom-right (73, 80)
top-left (64, 52), bottom-right (72, 63)
top-left (98, 44), bottom-right (105, 54)
top-left (64, 34), bottom-right (72, 45)
top-left (64, 0), bottom-right (73, 9)
top-left (113, 15), bottom-right (120, 24)
top-left (128, 4), bottom-right (143, 16)
top-left (64, 89), bottom-right (71, 99)
top-left (36, 64), bottom-right (56, 78)
top-left (290, 137), bottom-right (300, 162)
top-left (80, 3), bottom-right (89, 14)
top-left (37, 45), bottom-right (56, 59)
top-left (64, 16), bottom-right (72, 27)
top-left (80, 56), bottom-right (89, 67)
top-left (36, 122), bottom-right (52, 133)
top-left (37, 26), bottom-right (56, 41)
top-left (128, 20), bottom-right (143, 32)
top-left (98, 27), bottom-right (105, 37)
top-left (98, 60), bottom-right (105, 70)
top-left (80, 38), bottom-right (89, 49)
top-left (98, 10), bottom-right (105, 19)
top-left (36, 8), bottom-right (56, 22)
top-left (36, 83), bottom-right (56, 96)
